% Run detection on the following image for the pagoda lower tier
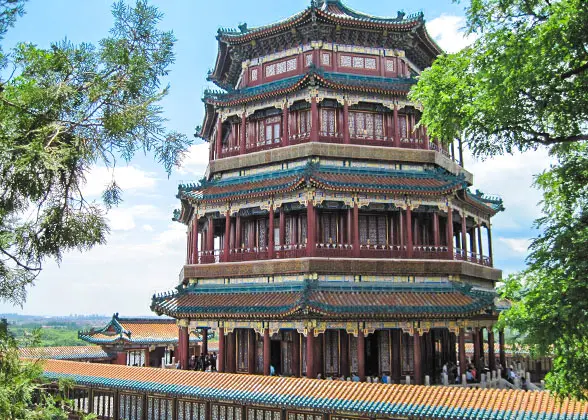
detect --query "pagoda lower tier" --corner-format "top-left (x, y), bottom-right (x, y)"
top-left (152, 279), bottom-right (503, 384)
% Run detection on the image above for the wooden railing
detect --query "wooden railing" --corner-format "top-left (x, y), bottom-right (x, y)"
top-left (195, 246), bottom-right (491, 266)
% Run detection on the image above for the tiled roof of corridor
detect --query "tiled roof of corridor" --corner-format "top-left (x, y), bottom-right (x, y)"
top-left (19, 346), bottom-right (112, 360)
top-left (41, 359), bottom-right (588, 420)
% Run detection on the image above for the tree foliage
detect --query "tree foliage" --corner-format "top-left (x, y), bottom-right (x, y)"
top-left (410, 0), bottom-right (588, 157)
top-left (498, 142), bottom-right (588, 399)
top-left (0, 323), bottom-right (90, 419)
top-left (0, 0), bottom-right (190, 306)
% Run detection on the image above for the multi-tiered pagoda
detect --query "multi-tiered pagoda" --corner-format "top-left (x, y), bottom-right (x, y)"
top-left (152, 0), bottom-right (505, 384)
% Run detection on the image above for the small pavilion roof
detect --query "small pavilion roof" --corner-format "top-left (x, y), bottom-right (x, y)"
top-left (177, 162), bottom-right (468, 204)
top-left (151, 280), bottom-right (496, 320)
top-left (78, 313), bottom-right (211, 346)
top-left (40, 360), bottom-right (588, 420)
top-left (19, 346), bottom-right (113, 361)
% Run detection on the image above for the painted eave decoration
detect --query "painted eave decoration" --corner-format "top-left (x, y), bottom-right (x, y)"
top-left (151, 280), bottom-right (496, 320)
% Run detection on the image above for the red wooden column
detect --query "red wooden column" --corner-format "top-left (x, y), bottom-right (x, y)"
top-left (406, 207), bottom-right (413, 258)
top-left (340, 330), bottom-right (349, 378)
top-left (218, 327), bottom-right (225, 372)
top-left (391, 329), bottom-right (402, 383)
top-left (352, 202), bottom-right (360, 257)
top-left (223, 210), bottom-right (231, 262)
top-left (446, 207), bottom-right (454, 258)
top-left (487, 225), bottom-right (494, 266)
top-left (292, 330), bottom-right (301, 377)
top-left (179, 325), bottom-right (189, 370)
top-left (499, 329), bottom-right (506, 370)
top-left (207, 216), bottom-right (214, 255)
top-left (461, 213), bottom-right (468, 257)
top-left (310, 96), bottom-right (319, 142)
top-left (279, 206), bottom-right (285, 250)
top-left (343, 100), bottom-right (350, 144)
top-left (458, 328), bottom-right (466, 378)
top-left (216, 115), bottom-right (223, 159)
top-left (433, 212), bottom-right (440, 247)
top-left (306, 329), bottom-right (315, 378)
top-left (357, 330), bottom-right (366, 381)
top-left (226, 332), bottom-right (236, 373)
top-left (306, 199), bottom-right (316, 257)
top-left (393, 105), bottom-right (400, 147)
top-left (268, 204), bottom-right (275, 259)
top-left (201, 328), bottom-right (208, 355)
top-left (488, 328), bottom-right (496, 372)
top-left (263, 328), bottom-right (271, 375)
top-left (240, 113), bottom-right (246, 155)
top-left (413, 329), bottom-right (422, 384)
top-left (473, 327), bottom-right (481, 370)
top-left (282, 103), bottom-right (289, 146)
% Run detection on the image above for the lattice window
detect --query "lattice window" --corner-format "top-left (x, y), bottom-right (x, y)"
top-left (300, 215), bottom-right (307, 244)
top-left (277, 61), bottom-right (287, 74)
top-left (340, 55), bottom-right (352, 67)
top-left (286, 58), bottom-right (297, 71)
top-left (281, 331), bottom-right (293, 375)
top-left (320, 213), bottom-right (338, 243)
top-left (69, 387), bottom-right (90, 414)
top-left (297, 110), bottom-right (311, 134)
top-left (359, 216), bottom-right (368, 244)
top-left (365, 58), bottom-right (377, 69)
top-left (237, 328), bottom-right (248, 372)
top-left (379, 330), bottom-right (391, 374)
top-left (265, 64), bottom-right (276, 77)
top-left (148, 396), bottom-right (173, 420)
top-left (301, 335), bottom-right (307, 375)
top-left (289, 413), bottom-right (322, 420)
top-left (400, 115), bottom-right (408, 138)
top-left (119, 393), bottom-right (143, 420)
top-left (305, 54), bottom-right (313, 67)
top-left (251, 68), bottom-right (258, 81)
top-left (325, 330), bottom-right (340, 376)
top-left (321, 52), bottom-right (330, 65)
top-left (402, 332), bottom-right (414, 374)
top-left (350, 335), bottom-right (358, 373)
top-left (375, 115), bottom-right (384, 138)
top-left (386, 59), bottom-right (395, 72)
top-left (177, 400), bottom-right (206, 420)
top-left (93, 390), bottom-right (115, 419)
top-left (353, 57), bottom-right (364, 68)
top-left (258, 218), bottom-right (268, 247)
top-left (248, 408), bottom-right (280, 420)
top-left (256, 338), bottom-right (264, 373)
top-left (320, 109), bottom-right (336, 135)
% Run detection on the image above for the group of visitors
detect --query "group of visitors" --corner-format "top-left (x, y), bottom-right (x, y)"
top-left (189, 352), bottom-right (217, 371)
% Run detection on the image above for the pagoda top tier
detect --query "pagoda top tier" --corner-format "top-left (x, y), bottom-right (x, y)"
top-left (209, 0), bottom-right (442, 90)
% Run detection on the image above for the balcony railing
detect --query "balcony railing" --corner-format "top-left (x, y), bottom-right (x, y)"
top-left (221, 145), bottom-right (240, 158)
top-left (194, 244), bottom-right (491, 266)
top-left (289, 132), bottom-right (311, 145)
top-left (454, 249), bottom-right (491, 266)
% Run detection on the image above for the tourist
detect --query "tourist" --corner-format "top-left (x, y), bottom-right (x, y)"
top-left (211, 352), bottom-right (217, 371)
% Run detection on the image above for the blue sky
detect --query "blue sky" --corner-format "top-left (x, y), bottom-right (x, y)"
top-left (0, 0), bottom-right (549, 316)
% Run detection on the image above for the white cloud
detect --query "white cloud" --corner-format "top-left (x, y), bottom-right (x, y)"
top-left (106, 204), bottom-right (164, 231)
top-left (142, 224), bottom-right (154, 232)
top-left (426, 14), bottom-right (477, 53)
top-left (83, 165), bottom-right (159, 197)
top-left (179, 142), bottom-right (209, 177)
top-left (499, 237), bottom-right (532, 254)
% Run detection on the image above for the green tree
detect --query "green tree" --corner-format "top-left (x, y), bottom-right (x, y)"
top-left (410, 0), bottom-right (587, 157)
top-left (410, 0), bottom-right (588, 399)
top-left (0, 323), bottom-right (92, 419)
top-left (0, 0), bottom-right (190, 306)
